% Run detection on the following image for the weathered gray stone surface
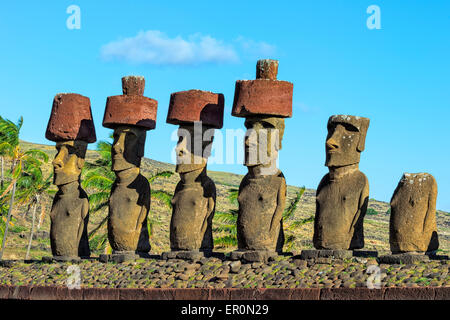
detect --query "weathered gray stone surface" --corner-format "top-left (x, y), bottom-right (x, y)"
top-left (46, 93), bottom-right (96, 259)
top-left (390, 173), bottom-right (439, 254)
top-left (233, 60), bottom-right (292, 255)
top-left (104, 76), bottom-right (156, 254)
top-left (314, 115), bottom-right (370, 250)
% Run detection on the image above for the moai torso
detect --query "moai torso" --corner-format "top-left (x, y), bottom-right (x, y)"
top-left (390, 173), bottom-right (439, 253)
top-left (108, 173), bottom-right (151, 253)
top-left (237, 171), bottom-right (286, 252)
top-left (50, 183), bottom-right (90, 257)
top-left (170, 176), bottom-right (216, 251)
top-left (314, 170), bottom-right (369, 250)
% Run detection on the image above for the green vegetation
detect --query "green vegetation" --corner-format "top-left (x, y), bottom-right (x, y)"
top-left (0, 116), bottom-right (50, 260)
top-left (366, 208), bottom-right (379, 215)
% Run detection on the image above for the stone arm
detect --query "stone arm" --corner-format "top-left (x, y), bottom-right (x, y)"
top-left (135, 178), bottom-right (151, 231)
top-left (313, 174), bottom-right (328, 247)
top-left (423, 180), bottom-right (437, 234)
top-left (269, 177), bottom-right (287, 240)
top-left (77, 197), bottom-right (89, 241)
top-left (200, 180), bottom-right (216, 236)
top-left (350, 175), bottom-right (369, 234)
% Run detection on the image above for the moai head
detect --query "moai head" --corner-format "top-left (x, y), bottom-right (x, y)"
top-left (243, 116), bottom-right (285, 167)
top-left (103, 75), bottom-right (158, 170)
top-left (232, 59), bottom-right (293, 172)
top-left (166, 89), bottom-right (224, 174)
top-left (53, 140), bottom-right (87, 185)
top-left (45, 93), bottom-right (97, 185)
top-left (325, 115), bottom-right (370, 168)
top-left (111, 126), bottom-right (146, 172)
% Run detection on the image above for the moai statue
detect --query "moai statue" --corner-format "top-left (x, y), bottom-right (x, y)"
top-left (230, 59), bottom-right (293, 263)
top-left (313, 115), bottom-right (370, 253)
top-left (390, 173), bottom-right (439, 255)
top-left (45, 93), bottom-right (96, 261)
top-left (162, 90), bottom-right (224, 261)
top-left (102, 76), bottom-right (158, 262)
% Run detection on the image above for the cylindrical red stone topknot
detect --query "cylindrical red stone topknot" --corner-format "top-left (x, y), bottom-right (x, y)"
top-left (103, 76), bottom-right (158, 130)
top-left (45, 93), bottom-right (97, 143)
top-left (166, 90), bottom-right (224, 129)
top-left (232, 60), bottom-right (293, 118)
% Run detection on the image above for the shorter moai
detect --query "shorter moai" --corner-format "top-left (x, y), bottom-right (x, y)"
top-left (380, 173), bottom-right (441, 264)
top-left (230, 59), bottom-right (293, 263)
top-left (45, 93), bottom-right (96, 261)
top-left (102, 76), bottom-right (157, 262)
top-left (301, 115), bottom-right (373, 260)
top-left (162, 90), bottom-right (224, 261)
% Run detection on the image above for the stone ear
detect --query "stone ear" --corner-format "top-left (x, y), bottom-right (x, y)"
top-left (357, 119), bottom-right (370, 152)
top-left (77, 157), bottom-right (85, 170)
top-left (138, 132), bottom-right (146, 158)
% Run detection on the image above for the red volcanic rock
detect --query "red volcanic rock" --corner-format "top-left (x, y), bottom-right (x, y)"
top-left (122, 76), bottom-right (145, 96)
top-left (232, 80), bottom-right (293, 118)
top-left (166, 90), bottom-right (224, 129)
top-left (45, 93), bottom-right (97, 143)
top-left (103, 76), bottom-right (158, 130)
top-left (232, 59), bottom-right (293, 118)
top-left (103, 95), bottom-right (158, 130)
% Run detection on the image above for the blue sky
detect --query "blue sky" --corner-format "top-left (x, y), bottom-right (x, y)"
top-left (1, 1), bottom-right (449, 211)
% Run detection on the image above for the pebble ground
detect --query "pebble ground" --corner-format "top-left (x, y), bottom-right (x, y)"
top-left (0, 255), bottom-right (449, 289)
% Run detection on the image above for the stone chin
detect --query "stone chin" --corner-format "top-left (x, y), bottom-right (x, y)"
top-left (325, 152), bottom-right (360, 168)
top-left (175, 163), bottom-right (206, 174)
top-left (112, 157), bottom-right (139, 172)
top-left (53, 171), bottom-right (79, 186)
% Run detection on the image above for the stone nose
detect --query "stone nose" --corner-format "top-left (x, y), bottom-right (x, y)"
top-left (52, 149), bottom-right (66, 169)
top-left (326, 137), bottom-right (339, 150)
top-left (113, 134), bottom-right (125, 154)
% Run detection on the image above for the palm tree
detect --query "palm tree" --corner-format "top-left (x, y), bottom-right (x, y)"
top-left (15, 161), bottom-right (53, 259)
top-left (213, 188), bottom-right (239, 249)
top-left (282, 187), bottom-right (314, 251)
top-left (0, 116), bottom-right (48, 260)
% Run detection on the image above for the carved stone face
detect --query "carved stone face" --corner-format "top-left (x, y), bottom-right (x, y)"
top-left (112, 126), bottom-right (146, 172)
top-left (53, 140), bottom-right (87, 186)
top-left (175, 124), bottom-right (213, 174)
top-left (244, 116), bottom-right (284, 168)
top-left (325, 115), bottom-right (369, 168)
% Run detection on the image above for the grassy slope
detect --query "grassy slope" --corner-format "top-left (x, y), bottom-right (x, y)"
top-left (1, 140), bottom-right (448, 259)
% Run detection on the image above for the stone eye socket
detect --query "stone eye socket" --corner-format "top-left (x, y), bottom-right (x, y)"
top-left (342, 123), bottom-right (358, 132)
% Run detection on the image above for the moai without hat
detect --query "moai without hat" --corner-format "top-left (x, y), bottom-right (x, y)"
top-left (231, 59), bottom-right (293, 263)
top-left (45, 93), bottom-right (96, 261)
top-left (102, 75), bottom-right (157, 262)
top-left (379, 173), bottom-right (440, 264)
top-left (162, 90), bottom-right (224, 261)
top-left (311, 115), bottom-right (370, 255)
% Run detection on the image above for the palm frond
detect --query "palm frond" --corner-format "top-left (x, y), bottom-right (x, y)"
top-left (151, 190), bottom-right (173, 208)
top-left (147, 170), bottom-right (174, 183)
top-left (288, 215), bottom-right (315, 230)
top-left (283, 187), bottom-right (305, 220)
top-left (213, 235), bottom-right (237, 248)
top-left (228, 188), bottom-right (239, 205)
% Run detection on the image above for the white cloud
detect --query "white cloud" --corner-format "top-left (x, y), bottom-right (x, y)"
top-left (100, 30), bottom-right (239, 65)
top-left (235, 36), bottom-right (277, 58)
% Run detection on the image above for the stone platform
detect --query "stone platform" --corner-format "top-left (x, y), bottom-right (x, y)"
top-left (296, 250), bottom-right (378, 260)
top-left (378, 253), bottom-right (449, 264)
top-left (161, 250), bottom-right (226, 262)
top-left (229, 250), bottom-right (279, 263)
